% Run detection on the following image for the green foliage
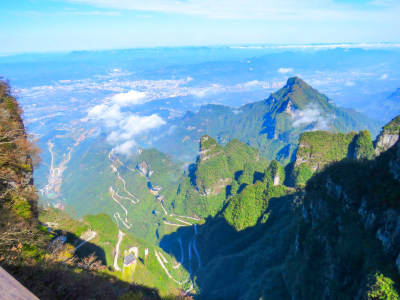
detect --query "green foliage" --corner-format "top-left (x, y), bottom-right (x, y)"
top-left (296, 130), bottom-right (357, 168)
top-left (354, 130), bottom-right (375, 160)
top-left (230, 179), bottom-right (239, 195)
top-left (291, 164), bottom-right (313, 186)
top-left (237, 164), bottom-right (256, 186)
top-left (367, 273), bottom-right (400, 300)
top-left (264, 160), bottom-right (285, 185)
top-left (12, 195), bottom-right (32, 219)
top-left (382, 115), bottom-right (400, 134)
top-left (224, 182), bottom-right (268, 231)
top-left (174, 136), bottom-right (268, 217)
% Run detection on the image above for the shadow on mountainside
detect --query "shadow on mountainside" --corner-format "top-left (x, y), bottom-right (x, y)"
top-left (2, 261), bottom-right (162, 300)
top-left (160, 193), bottom-right (298, 299)
top-left (51, 229), bottom-right (107, 265)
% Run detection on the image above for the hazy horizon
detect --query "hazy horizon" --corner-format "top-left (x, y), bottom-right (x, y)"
top-left (1, 0), bottom-right (400, 53)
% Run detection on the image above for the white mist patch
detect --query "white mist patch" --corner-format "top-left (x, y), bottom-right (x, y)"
top-left (88, 90), bottom-right (166, 155)
top-left (112, 90), bottom-right (147, 106)
top-left (380, 73), bottom-right (388, 80)
top-left (232, 109), bottom-right (242, 115)
top-left (278, 68), bottom-right (294, 74)
top-left (292, 104), bottom-right (331, 131)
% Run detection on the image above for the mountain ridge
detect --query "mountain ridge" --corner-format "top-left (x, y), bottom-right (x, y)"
top-left (152, 77), bottom-right (383, 162)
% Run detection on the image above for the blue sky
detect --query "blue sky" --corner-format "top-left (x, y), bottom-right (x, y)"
top-left (0, 0), bottom-right (399, 53)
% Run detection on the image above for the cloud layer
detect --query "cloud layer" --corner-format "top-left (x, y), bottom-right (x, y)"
top-left (88, 90), bottom-right (165, 155)
top-left (292, 104), bottom-right (331, 131)
top-left (278, 68), bottom-right (294, 74)
top-left (67, 0), bottom-right (400, 22)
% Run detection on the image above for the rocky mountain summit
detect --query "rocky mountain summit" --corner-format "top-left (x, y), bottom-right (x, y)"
top-left (375, 115), bottom-right (400, 155)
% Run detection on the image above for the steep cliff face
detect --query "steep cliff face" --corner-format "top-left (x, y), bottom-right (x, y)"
top-left (294, 131), bottom-right (357, 171)
top-left (0, 80), bottom-right (39, 247)
top-left (291, 129), bottom-right (376, 186)
top-left (375, 115), bottom-right (400, 155)
top-left (195, 135), bottom-right (230, 196)
top-left (286, 141), bottom-right (400, 299)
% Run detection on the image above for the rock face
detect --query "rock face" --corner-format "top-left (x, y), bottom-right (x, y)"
top-left (288, 139), bottom-right (400, 298)
top-left (198, 135), bottom-right (223, 163)
top-left (294, 131), bottom-right (357, 172)
top-left (375, 115), bottom-right (400, 155)
top-left (0, 81), bottom-right (37, 220)
top-left (273, 173), bottom-right (280, 186)
top-left (137, 161), bottom-right (151, 178)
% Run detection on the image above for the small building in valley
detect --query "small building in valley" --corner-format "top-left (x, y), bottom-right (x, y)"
top-left (123, 254), bottom-right (136, 267)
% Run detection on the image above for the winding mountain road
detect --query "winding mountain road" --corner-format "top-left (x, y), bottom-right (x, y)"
top-left (113, 230), bottom-right (125, 271)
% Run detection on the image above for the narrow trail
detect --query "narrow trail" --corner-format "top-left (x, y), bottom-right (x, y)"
top-left (172, 238), bottom-right (184, 269)
top-left (178, 238), bottom-right (184, 264)
top-left (154, 250), bottom-right (190, 286)
top-left (193, 239), bottom-right (201, 268)
top-left (179, 215), bottom-right (201, 221)
top-left (175, 218), bottom-right (192, 226)
top-left (192, 224), bottom-right (201, 267)
top-left (158, 251), bottom-right (168, 264)
top-left (188, 241), bottom-right (193, 275)
top-left (164, 220), bottom-right (185, 227)
top-left (110, 187), bottom-right (130, 222)
top-left (113, 230), bottom-right (125, 271)
top-left (160, 201), bottom-right (168, 215)
top-left (109, 149), bottom-right (136, 173)
top-left (114, 212), bottom-right (132, 229)
top-left (109, 151), bottom-right (139, 204)
top-left (48, 141), bottom-right (54, 172)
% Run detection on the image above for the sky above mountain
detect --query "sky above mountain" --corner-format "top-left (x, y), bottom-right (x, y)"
top-left (0, 0), bottom-right (400, 53)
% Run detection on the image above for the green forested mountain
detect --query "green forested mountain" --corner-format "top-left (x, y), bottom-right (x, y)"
top-left (154, 77), bottom-right (382, 162)
top-left (160, 118), bottom-right (400, 299)
top-left (170, 136), bottom-right (269, 218)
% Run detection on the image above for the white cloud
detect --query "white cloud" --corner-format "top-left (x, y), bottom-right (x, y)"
top-left (111, 90), bottom-right (147, 106)
top-left (380, 74), bottom-right (388, 80)
top-left (292, 104), bottom-right (331, 131)
top-left (345, 81), bottom-right (355, 87)
top-left (111, 114), bottom-right (166, 142)
top-left (87, 103), bottom-right (122, 127)
top-left (190, 85), bottom-right (222, 98)
top-left (88, 90), bottom-right (165, 155)
top-left (232, 109), bottom-right (242, 114)
top-left (114, 140), bottom-right (137, 155)
top-left (278, 68), bottom-right (294, 74)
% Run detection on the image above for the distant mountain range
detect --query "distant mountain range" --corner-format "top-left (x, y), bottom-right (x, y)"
top-left (153, 77), bottom-right (383, 162)
top-left (364, 87), bottom-right (400, 121)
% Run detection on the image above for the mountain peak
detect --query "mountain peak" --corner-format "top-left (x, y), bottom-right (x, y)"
top-left (286, 76), bottom-right (306, 87)
top-left (267, 77), bottom-right (330, 111)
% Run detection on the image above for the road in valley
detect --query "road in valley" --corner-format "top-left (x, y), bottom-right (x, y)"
top-left (113, 230), bottom-right (125, 271)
